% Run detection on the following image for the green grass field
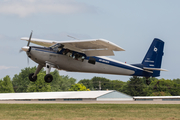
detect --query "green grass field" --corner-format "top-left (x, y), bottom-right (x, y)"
top-left (0, 104), bottom-right (180, 120)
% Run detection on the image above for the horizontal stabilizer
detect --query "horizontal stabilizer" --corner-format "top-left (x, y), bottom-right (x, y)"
top-left (143, 67), bottom-right (168, 71)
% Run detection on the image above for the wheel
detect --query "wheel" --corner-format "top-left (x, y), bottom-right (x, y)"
top-left (44, 74), bottom-right (53, 83)
top-left (29, 73), bottom-right (37, 82)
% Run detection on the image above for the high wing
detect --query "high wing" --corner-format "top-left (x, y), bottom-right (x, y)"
top-left (21, 37), bottom-right (125, 56)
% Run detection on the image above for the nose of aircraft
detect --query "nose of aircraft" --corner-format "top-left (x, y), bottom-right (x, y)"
top-left (21, 46), bottom-right (30, 52)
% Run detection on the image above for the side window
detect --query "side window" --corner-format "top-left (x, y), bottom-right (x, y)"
top-left (57, 47), bottom-right (62, 53)
top-left (66, 51), bottom-right (73, 57)
top-left (63, 49), bottom-right (70, 55)
top-left (73, 53), bottom-right (85, 62)
top-left (62, 49), bottom-right (85, 62)
top-left (88, 57), bottom-right (96, 64)
top-left (51, 43), bottom-right (64, 53)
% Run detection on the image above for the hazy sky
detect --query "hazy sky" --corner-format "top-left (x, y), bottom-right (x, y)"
top-left (0, 0), bottom-right (180, 82)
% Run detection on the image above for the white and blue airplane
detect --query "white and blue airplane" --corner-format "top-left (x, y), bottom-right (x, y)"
top-left (21, 32), bottom-right (167, 85)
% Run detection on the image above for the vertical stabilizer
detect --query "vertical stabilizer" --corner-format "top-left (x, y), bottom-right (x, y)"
top-left (142, 38), bottom-right (164, 77)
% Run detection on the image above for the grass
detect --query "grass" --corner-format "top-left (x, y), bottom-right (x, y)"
top-left (0, 104), bottom-right (180, 120)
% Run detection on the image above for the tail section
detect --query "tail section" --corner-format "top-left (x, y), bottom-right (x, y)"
top-left (142, 38), bottom-right (165, 77)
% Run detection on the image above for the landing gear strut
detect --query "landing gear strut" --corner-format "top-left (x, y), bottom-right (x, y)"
top-left (44, 62), bottom-right (53, 83)
top-left (28, 63), bottom-right (54, 83)
top-left (29, 64), bottom-right (43, 82)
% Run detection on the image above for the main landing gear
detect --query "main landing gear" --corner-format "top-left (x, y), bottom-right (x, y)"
top-left (29, 63), bottom-right (54, 83)
top-left (44, 74), bottom-right (53, 83)
top-left (29, 73), bottom-right (37, 82)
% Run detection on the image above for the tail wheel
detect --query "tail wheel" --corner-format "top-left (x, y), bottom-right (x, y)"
top-left (29, 73), bottom-right (37, 82)
top-left (146, 80), bottom-right (151, 85)
top-left (44, 74), bottom-right (53, 83)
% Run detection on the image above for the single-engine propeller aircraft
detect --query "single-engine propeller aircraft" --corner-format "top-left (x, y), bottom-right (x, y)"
top-left (21, 31), bottom-right (167, 85)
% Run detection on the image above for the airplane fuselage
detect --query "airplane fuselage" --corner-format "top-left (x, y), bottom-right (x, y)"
top-left (28, 46), bottom-right (152, 77)
top-left (21, 35), bottom-right (165, 85)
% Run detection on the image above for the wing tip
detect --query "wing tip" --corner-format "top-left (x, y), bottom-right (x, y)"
top-left (21, 37), bottom-right (29, 41)
top-left (97, 39), bottom-right (125, 51)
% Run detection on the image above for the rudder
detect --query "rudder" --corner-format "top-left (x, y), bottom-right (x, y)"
top-left (142, 38), bottom-right (164, 77)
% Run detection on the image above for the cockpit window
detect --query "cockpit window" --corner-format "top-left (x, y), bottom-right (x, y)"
top-left (50, 43), bottom-right (64, 53)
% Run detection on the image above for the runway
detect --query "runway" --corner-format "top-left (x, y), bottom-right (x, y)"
top-left (0, 100), bottom-right (180, 104)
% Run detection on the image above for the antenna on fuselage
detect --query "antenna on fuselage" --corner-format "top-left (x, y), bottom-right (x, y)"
top-left (67, 35), bottom-right (79, 40)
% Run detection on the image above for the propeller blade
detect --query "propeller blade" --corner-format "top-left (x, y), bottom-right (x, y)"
top-left (27, 56), bottom-right (29, 65)
top-left (27, 31), bottom-right (33, 46)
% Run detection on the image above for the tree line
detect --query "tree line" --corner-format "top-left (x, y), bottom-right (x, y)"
top-left (1, 67), bottom-right (77, 93)
top-left (0, 66), bottom-right (180, 96)
top-left (79, 76), bottom-right (180, 96)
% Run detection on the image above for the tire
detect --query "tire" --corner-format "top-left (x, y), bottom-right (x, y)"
top-left (29, 73), bottom-right (37, 82)
top-left (44, 74), bottom-right (53, 83)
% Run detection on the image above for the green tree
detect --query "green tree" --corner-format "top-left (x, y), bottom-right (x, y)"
top-left (110, 80), bottom-right (125, 92)
top-left (12, 66), bottom-right (45, 92)
top-left (50, 70), bottom-right (76, 91)
top-left (0, 75), bottom-right (14, 93)
top-left (69, 83), bottom-right (89, 91)
top-left (78, 78), bottom-right (125, 91)
top-left (50, 69), bottom-right (62, 91)
top-left (149, 78), bottom-right (180, 96)
top-left (150, 91), bottom-right (172, 96)
top-left (121, 76), bottom-right (147, 96)
top-left (60, 75), bottom-right (76, 91)
top-left (27, 73), bottom-right (51, 92)
top-left (91, 76), bottom-right (111, 90)
top-left (140, 77), bottom-right (158, 85)
top-left (78, 79), bottom-right (94, 90)
top-left (12, 66), bottom-right (76, 92)
top-left (173, 78), bottom-right (180, 84)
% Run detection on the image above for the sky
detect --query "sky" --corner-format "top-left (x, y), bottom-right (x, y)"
top-left (0, 0), bottom-right (180, 82)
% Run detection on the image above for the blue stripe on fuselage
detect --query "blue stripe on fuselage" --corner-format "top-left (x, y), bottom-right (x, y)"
top-left (85, 57), bottom-right (152, 77)
top-left (86, 56), bottom-right (143, 72)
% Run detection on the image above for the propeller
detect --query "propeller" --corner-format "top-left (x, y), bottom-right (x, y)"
top-left (27, 56), bottom-right (29, 65)
top-left (20, 31), bottom-right (33, 52)
top-left (20, 31), bottom-right (33, 65)
top-left (27, 31), bottom-right (33, 47)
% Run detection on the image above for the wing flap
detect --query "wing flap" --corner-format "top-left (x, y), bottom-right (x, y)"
top-left (85, 50), bottom-right (114, 56)
top-left (60, 39), bottom-right (125, 51)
